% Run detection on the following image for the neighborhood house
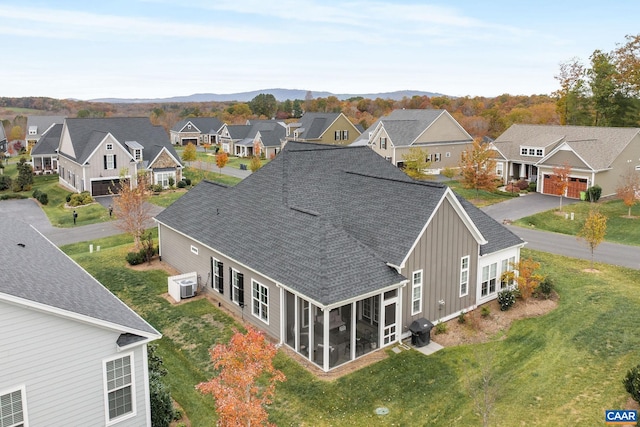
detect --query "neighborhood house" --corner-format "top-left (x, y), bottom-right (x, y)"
top-left (155, 142), bottom-right (524, 372)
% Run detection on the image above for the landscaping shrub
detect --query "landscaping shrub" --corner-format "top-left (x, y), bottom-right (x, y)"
top-left (498, 289), bottom-right (516, 311)
top-left (168, 177), bottom-right (175, 188)
top-left (434, 322), bottom-right (447, 335)
top-left (516, 179), bottom-right (529, 190)
top-left (183, 177), bottom-right (191, 186)
top-left (32, 189), bottom-right (42, 199)
top-left (177, 180), bottom-right (186, 188)
top-left (0, 193), bottom-right (26, 200)
top-left (623, 364), bottom-right (640, 404)
top-left (528, 181), bottom-right (537, 192)
top-left (0, 175), bottom-right (12, 191)
top-left (68, 192), bottom-right (94, 207)
top-left (37, 192), bottom-right (48, 205)
top-left (126, 250), bottom-right (145, 265)
top-left (481, 306), bottom-right (491, 318)
top-left (152, 184), bottom-right (164, 193)
top-left (66, 193), bottom-right (72, 203)
top-left (586, 185), bottom-right (602, 202)
top-left (537, 277), bottom-right (554, 299)
top-left (457, 311), bottom-right (467, 324)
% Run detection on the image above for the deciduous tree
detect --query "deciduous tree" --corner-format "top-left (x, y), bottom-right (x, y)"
top-left (182, 142), bottom-right (197, 166)
top-left (578, 207), bottom-right (608, 269)
top-left (249, 155), bottom-right (262, 173)
top-left (616, 166), bottom-right (640, 217)
top-left (502, 258), bottom-right (545, 301)
top-left (216, 152), bottom-right (229, 175)
top-left (112, 172), bottom-right (152, 249)
top-left (459, 139), bottom-right (498, 196)
top-left (402, 147), bottom-right (431, 179)
top-left (550, 162), bottom-right (572, 211)
top-left (197, 327), bottom-right (285, 427)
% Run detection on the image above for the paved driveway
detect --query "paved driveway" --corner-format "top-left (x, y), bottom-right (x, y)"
top-left (481, 192), bottom-right (579, 222)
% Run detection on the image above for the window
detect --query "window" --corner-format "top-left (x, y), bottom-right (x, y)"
top-left (520, 147), bottom-right (528, 156)
top-left (0, 388), bottom-right (26, 427)
top-left (434, 153), bottom-right (441, 162)
top-left (342, 130), bottom-right (349, 140)
top-left (536, 148), bottom-right (544, 156)
top-left (155, 171), bottom-right (176, 188)
top-left (446, 152), bottom-right (451, 158)
top-left (500, 256), bottom-right (516, 290)
top-left (528, 148), bottom-right (535, 155)
top-left (106, 143), bottom-right (113, 151)
top-left (104, 154), bottom-right (116, 170)
top-left (212, 258), bottom-right (224, 293)
top-left (363, 295), bottom-right (380, 323)
top-left (460, 256), bottom-right (469, 297)
top-left (190, 245), bottom-right (198, 255)
top-left (481, 263), bottom-right (498, 297)
top-left (133, 149), bottom-right (142, 161)
top-left (380, 137), bottom-right (387, 149)
top-left (496, 163), bottom-right (504, 176)
top-left (252, 280), bottom-right (269, 323)
top-left (104, 354), bottom-right (134, 422)
top-left (411, 270), bottom-right (423, 315)
top-left (334, 130), bottom-right (341, 141)
top-left (230, 268), bottom-right (244, 306)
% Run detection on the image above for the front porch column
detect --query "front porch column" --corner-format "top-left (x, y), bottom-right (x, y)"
top-left (509, 162), bottom-right (514, 180)
top-left (519, 163), bottom-right (525, 179)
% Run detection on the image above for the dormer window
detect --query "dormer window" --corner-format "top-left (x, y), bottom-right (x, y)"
top-left (134, 149), bottom-right (142, 161)
top-left (520, 146), bottom-right (544, 157)
top-left (106, 143), bottom-right (113, 151)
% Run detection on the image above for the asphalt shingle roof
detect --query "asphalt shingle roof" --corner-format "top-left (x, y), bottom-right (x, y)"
top-left (296, 112), bottom-right (341, 139)
top-left (172, 117), bottom-right (223, 134)
top-left (0, 219), bottom-right (159, 336)
top-left (26, 115), bottom-right (66, 139)
top-left (31, 123), bottom-right (62, 156)
top-left (156, 142), bottom-right (522, 306)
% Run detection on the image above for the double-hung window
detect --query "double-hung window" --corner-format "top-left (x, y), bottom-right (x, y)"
top-left (481, 263), bottom-right (498, 297)
top-left (212, 258), bottom-right (224, 293)
top-left (380, 137), bottom-right (387, 149)
top-left (342, 130), bottom-right (349, 140)
top-left (104, 354), bottom-right (135, 422)
top-left (104, 154), bottom-right (116, 170)
top-left (500, 257), bottom-right (516, 290)
top-left (252, 280), bottom-right (269, 323)
top-left (0, 387), bottom-right (26, 427)
top-left (460, 256), bottom-right (469, 297)
top-left (230, 268), bottom-right (244, 306)
top-left (411, 270), bottom-right (423, 315)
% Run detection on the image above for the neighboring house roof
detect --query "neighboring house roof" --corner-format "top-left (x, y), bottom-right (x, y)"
top-left (171, 117), bottom-right (223, 134)
top-left (156, 142), bottom-right (522, 307)
top-left (31, 123), bottom-right (62, 156)
top-left (353, 109), bottom-right (472, 147)
top-left (26, 115), bottom-right (66, 139)
top-left (295, 112), bottom-right (341, 139)
top-left (493, 124), bottom-right (640, 170)
top-left (60, 117), bottom-right (181, 167)
top-left (1, 219), bottom-right (160, 339)
top-left (226, 120), bottom-right (286, 147)
top-left (0, 125), bottom-right (6, 142)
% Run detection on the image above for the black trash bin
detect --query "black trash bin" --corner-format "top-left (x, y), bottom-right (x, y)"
top-left (409, 318), bottom-right (434, 347)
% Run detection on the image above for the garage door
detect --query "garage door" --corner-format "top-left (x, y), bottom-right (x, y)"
top-left (181, 138), bottom-right (197, 146)
top-left (91, 179), bottom-right (120, 196)
top-left (543, 175), bottom-right (587, 199)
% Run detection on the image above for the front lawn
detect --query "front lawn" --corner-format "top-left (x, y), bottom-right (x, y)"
top-left (444, 179), bottom-right (519, 207)
top-left (514, 199), bottom-right (640, 246)
top-left (175, 146), bottom-right (270, 170)
top-left (65, 237), bottom-right (640, 426)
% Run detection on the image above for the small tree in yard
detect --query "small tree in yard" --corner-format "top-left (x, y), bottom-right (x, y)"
top-left (112, 172), bottom-right (152, 249)
top-left (249, 155), bottom-right (262, 173)
top-left (623, 363), bottom-right (640, 405)
top-left (182, 142), bottom-right (197, 166)
top-left (441, 167), bottom-right (456, 181)
top-left (459, 139), bottom-right (497, 196)
top-left (402, 147), bottom-right (431, 179)
top-left (197, 327), bottom-right (286, 427)
top-left (551, 162), bottom-right (572, 212)
top-left (616, 166), bottom-right (640, 217)
top-left (15, 157), bottom-right (33, 191)
top-left (502, 258), bottom-right (545, 301)
top-left (203, 142), bottom-right (212, 153)
top-left (578, 207), bottom-right (607, 270)
top-left (216, 152), bottom-right (229, 175)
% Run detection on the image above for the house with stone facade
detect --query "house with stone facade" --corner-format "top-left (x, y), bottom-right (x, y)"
top-left (170, 117), bottom-right (223, 146)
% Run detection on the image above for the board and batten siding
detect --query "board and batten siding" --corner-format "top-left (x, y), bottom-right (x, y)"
top-left (0, 300), bottom-right (150, 427)
top-left (158, 224), bottom-right (281, 339)
top-left (400, 196), bottom-right (478, 327)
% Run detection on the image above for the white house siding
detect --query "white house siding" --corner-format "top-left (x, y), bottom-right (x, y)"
top-left (0, 301), bottom-right (150, 427)
top-left (476, 248), bottom-right (521, 306)
top-left (414, 114), bottom-right (470, 143)
top-left (158, 225), bottom-right (281, 339)
top-left (400, 197), bottom-right (479, 327)
top-left (85, 135), bottom-right (135, 186)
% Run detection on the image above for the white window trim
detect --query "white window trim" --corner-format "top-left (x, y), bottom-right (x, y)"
top-left (213, 258), bottom-right (222, 293)
top-left (496, 163), bottom-right (504, 176)
top-left (0, 385), bottom-right (28, 427)
top-left (411, 270), bottom-right (423, 315)
top-left (106, 143), bottom-right (113, 151)
top-left (231, 268), bottom-right (241, 305)
top-left (103, 353), bottom-right (136, 425)
top-left (190, 245), bottom-right (199, 255)
top-left (105, 154), bottom-right (115, 170)
top-left (481, 263), bottom-right (498, 297)
top-left (251, 279), bottom-right (269, 324)
top-left (460, 256), bottom-right (470, 297)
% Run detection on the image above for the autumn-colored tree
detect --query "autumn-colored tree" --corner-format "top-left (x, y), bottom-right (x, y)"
top-left (112, 172), bottom-right (152, 249)
top-left (202, 143), bottom-right (212, 153)
top-left (197, 327), bottom-right (285, 427)
top-left (502, 258), bottom-right (545, 301)
top-left (459, 139), bottom-right (498, 196)
top-left (578, 207), bottom-right (608, 269)
top-left (182, 142), bottom-right (197, 166)
top-left (550, 162), bottom-right (572, 211)
top-left (441, 167), bottom-right (457, 180)
top-left (9, 125), bottom-right (24, 141)
top-left (216, 152), bottom-right (229, 175)
top-left (616, 166), bottom-right (640, 217)
top-left (402, 147), bottom-right (431, 179)
top-left (249, 155), bottom-right (262, 173)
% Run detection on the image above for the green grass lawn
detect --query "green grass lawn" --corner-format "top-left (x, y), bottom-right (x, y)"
top-left (183, 166), bottom-right (242, 187)
top-left (65, 236), bottom-right (640, 427)
top-left (175, 146), bottom-right (269, 170)
top-left (444, 179), bottom-right (520, 207)
top-left (514, 199), bottom-right (640, 246)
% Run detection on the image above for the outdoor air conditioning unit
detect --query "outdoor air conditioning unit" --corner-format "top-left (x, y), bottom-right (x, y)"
top-left (179, 279), bottom-right (196, 299)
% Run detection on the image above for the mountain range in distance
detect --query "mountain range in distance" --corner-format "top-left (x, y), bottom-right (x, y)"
top-left (90, 88), bottom-right (447, 104)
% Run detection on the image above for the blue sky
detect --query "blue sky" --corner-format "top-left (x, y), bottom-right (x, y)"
top-left (2, 0), bottom-right (639, 100)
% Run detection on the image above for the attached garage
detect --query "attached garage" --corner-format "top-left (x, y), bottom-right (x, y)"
top-left (543, 174), bottom-right (587, 199)
top-left (91, 179), bottom-right (121, 196)
top-left (181, 138), bottom-right (197, 146)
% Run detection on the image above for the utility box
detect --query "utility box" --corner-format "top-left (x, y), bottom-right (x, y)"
top-left (409, 318), bottom-right (434, 347)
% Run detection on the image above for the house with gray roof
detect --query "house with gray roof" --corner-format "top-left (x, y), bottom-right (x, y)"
top-left (0, 125), bottom-right (7, 154)
top-left (219, 119), bottom-right (286, 158)
top-left (155, 141), bottom-right (523, 372)
top-left (1, 219), bottom-right (161, 426)
top-left (492, 124), bottom-right (640, 198)
top-left (30, 123), bottom-right (62, 174)
top-left (58, 117), bottom-right (182, 196)
top-left (169, 117), bottom-right (223, 146)
top-left (353, 109), bottom-right (473, 173)
top-left (25, 115), bottom-right (66, 152)
top-left (285, 112), bottom-right (361, 146)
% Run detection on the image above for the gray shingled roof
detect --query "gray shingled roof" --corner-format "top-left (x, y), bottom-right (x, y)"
top-left (172, 117), bottom-right (223, 134)
top-left (157, 142), bottom-right (522, 306)
top-left (296, 112), bottom-right (341, 139)
top-left (60, 117), bottom-right (181, 167)
top-left (0, 219), bottom-right (160, 337)
top-left (494, 124), bottom-right (640, 170)
top-left (31, 123), bottom-right (62, 156)
top-left (226, 121), bottom-right (286, 147)
top-left (26, 115), bottom-right (66, 139)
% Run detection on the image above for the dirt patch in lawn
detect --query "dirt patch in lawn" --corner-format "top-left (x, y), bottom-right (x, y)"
top-left (126, 256), bottom-right (181, 276)
top-left (431, 293), bottom-right (558, 347)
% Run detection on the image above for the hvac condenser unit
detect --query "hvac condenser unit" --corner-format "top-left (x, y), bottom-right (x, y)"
top-left (179, 279), bottom-right (196, 299)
